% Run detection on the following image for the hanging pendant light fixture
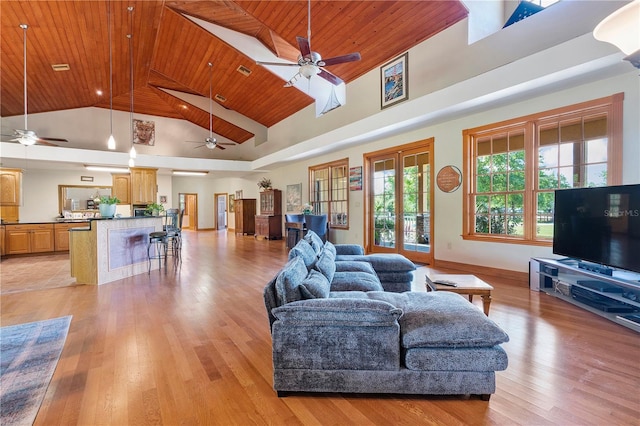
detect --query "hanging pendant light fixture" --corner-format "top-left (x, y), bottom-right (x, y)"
top-left (106, 0), bottom-right (116, 150)
top-left (127, 5), bottom-right (136, 167)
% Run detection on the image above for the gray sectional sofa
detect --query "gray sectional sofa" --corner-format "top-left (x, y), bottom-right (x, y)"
top-left (263, 232), bottom-right (509, 399)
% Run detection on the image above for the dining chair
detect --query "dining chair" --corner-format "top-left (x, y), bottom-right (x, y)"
top-left (304, 214), bottom-right (329, 242)
top-left (285, 214), bottom-right (305, 248)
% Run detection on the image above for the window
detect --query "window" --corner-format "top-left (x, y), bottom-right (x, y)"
top-left (309, 158), bottom-right (349, 229)
top-left (463, 93), bottom-right (623, 245)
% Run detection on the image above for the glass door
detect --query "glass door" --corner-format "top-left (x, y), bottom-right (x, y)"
top-left (366, 139), bottom-right (433, 264)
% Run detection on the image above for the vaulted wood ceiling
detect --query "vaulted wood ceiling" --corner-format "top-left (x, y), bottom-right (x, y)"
top-left (0, 1), bottom-right (467, 147)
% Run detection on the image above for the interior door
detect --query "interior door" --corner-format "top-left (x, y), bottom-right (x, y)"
top-left (179, 193), bottom-right (198, 230)
top-left (366, 139), bottom-right (433, 264)
top-left (215, 194), bottom-right (227, 230)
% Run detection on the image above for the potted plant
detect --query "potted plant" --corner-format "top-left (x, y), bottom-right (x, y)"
top-left (257, 177), bottom-right (272, 191)
top-left (145, 202), bottom-right (165, 216)
top-left (97, 195), bottom-right (120, 218)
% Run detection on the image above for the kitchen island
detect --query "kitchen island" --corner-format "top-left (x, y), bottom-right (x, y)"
top-left (69, 216), bottom-right (163, 285)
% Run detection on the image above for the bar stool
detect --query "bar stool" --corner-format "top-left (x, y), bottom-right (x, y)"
top-left (148, 228), bottom-right (168, 273)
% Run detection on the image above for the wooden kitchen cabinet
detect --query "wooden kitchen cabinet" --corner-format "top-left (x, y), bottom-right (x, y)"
top-left (130, 167), bottom-right (157, 205)
top-left (0, 225), bottom-right (5, 256)
top-left (112, 173), bottom-right (131, 205)
top-left (235, 199), bottom-right (256, 235)
top-left (5, 224), bottom-right (54, 255)
top-left (0, 168), bottom-right (22, 206)
top-left (54, 222), bottom-right (88, 251)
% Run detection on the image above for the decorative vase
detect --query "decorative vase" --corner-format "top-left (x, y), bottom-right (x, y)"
top-left (99, 203), bottom-right (117, 218)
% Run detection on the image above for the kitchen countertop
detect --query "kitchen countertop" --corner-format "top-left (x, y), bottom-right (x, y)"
top-left (1, 216), bottom-right (155, 225)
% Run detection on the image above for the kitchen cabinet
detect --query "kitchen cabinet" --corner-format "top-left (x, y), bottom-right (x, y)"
top-left (112, 173), bottom-right (131, 205)
top-left (5, 224), bottom-right (54, 255)
top-left (255, 189), bottom-right (282, 239)
top-left (130, 167), bottom-right (157, 205)
top-left (0, 168), bottom-right (22, 206)
top-left (0, 225), bottom-right (5, 256)
top-left (0, 206), bottom-right (19, 223)
top-left (235, 199), bottom-right (256, 235)
top-left (54, 222), bottom-right (89, 251)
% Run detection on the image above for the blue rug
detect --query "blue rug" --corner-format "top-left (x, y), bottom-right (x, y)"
top-left (0, 316), bottom-right (72, 426)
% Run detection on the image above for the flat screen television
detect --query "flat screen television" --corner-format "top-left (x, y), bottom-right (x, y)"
top-left (553, 184), bottom-right (640, 274)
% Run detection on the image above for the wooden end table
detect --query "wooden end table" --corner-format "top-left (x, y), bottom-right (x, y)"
top-left (426, 274), bottom-right (494, 316)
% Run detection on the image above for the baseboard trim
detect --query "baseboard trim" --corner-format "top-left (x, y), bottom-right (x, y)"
top-left (432, 259), bottom-right (529, 286)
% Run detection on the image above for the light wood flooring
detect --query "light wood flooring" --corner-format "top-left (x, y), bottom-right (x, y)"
top-left (1, 230), bottom-right (639, 425)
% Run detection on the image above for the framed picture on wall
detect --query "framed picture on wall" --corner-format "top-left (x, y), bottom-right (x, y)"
top-left (380, 53), bottom-right (408, 109)
top-left (235, 190), bottom-right (243, 199)
top-left (286, 183), bottom-right (302, 212)
top-left (229, 194), bottom-right (235, 212)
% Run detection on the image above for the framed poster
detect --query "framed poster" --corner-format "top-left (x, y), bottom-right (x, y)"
top-left (133, 119), bottom-right (155, 146)
top-left (349, 166), bottom-right (363, 191)
top-left (380, 53), bottom-right (408, 109)
top-left (286, 183), bottom-right (302, 212)
top-left (229, 194), bottom-right (235, 212)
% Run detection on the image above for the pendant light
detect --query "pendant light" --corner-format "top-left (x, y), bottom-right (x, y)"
top-left (106, 0), bottom-right (116, 149)
top-left (127, 5), bottom-right (136, 167)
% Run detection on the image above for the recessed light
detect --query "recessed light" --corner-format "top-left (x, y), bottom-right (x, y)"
top-left (51, 64), bottom-right (70, 71)
top-left (215, 94), bottom-right (226, 103)
top-left (96, 90), bottom-right (103, 96)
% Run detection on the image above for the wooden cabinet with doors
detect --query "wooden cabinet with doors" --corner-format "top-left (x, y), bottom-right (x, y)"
top-left (54, 222), bottom-right (89, 251)
top-left (130, 167), bottom-right (157, 205)
top-left (235, 199), bottom-right (256, 235)
top-left (0, 168), bottom-right (22, 206)
top-left (0, 225), bottom-right (5, 256)
top-left (112, 173), bottom-right (131, 205)
top-left (5, 224), bottom-right (54, 255)
top-left (255, 189), bottom-right (282, 239)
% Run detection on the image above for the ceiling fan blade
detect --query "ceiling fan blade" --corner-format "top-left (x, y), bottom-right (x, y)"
top-left (217, 142), bottom-right (235, 146)
top-left (39, 136), bottom-right (68, 142)
top-left (296, 36), bottom-right (311, 57)
top-left (192, 144), bottom-right (205, 149)
top-left (215, 144), bottom-right (226, 150)
top-left (320, 52), bottom-right (361, 67)
top-left (34, 140), bottom-right (59, 147)
top-left (318, 69), bottom-right (344, 86)
top-left (256, 61), bottom-right (299, 67)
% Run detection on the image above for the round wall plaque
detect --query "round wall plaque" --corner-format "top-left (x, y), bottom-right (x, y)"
top-left (436, 165), bottom-right (462, 193)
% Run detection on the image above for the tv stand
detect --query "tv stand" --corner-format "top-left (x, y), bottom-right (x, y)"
top-left (577, 261), bottom-right (613, 276)
top-left (530, 258), bottom-right (640, 332)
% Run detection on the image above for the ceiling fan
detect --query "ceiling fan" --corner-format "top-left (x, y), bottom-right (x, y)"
top-left (187, 62), bottom-right (235, 151)
top-left (2, 24), bottom-right (68, 147)
top-left (256, 0), bottom-right (361, 87)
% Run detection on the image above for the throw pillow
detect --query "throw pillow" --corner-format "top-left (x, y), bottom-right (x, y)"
top-left (287, 239), bottom-right (317, 268)
top-left (299, 269), bottom-right (331, 299)
top-left (323, 240), bottom-right (337, 257)
top-left (314, 249), bottom-right (336, 283)
top-left (304, 230), bottom-right (324, 255)
top-left (275, 256), bottom-right (310, 305)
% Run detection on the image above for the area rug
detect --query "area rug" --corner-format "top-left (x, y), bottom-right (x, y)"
top-left (0, 315), bottom-right (72, 426)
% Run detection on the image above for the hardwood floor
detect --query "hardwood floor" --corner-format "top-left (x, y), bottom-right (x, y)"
top-left (1, 230), bottom-right (639, 425)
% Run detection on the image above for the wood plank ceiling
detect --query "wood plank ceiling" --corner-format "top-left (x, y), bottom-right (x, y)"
top-left (0, 1), bottom-right (467, 149)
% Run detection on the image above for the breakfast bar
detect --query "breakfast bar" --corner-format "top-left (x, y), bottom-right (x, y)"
top-left (69, 216), bottom-right (163, 285)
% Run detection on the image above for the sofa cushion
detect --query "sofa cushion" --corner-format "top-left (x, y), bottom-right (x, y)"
top-left (271, 298), bottom-right (403, 326)
top-left (288, 239), bottom-right (317, 268)
top-left (303, 230), bottom-right (324, 255)
top-left (335, 260), bottom-right (377, 275)
top-left (314, 249), bottom-right (336, 283)
top-left (335, 254), bottom-right (415, 272)
top-left (404, 346), bottom-right (508, 371)
top-left (330, 271), bottom-right (384, 292)
top-left (365, 291), bottom-right (510, 348)
top-left (323, 240), bottom-right (337, 257)
top-left (299, 269), bottom-right (331, 299)
top-left (275, 256), bottom-right (310, 305)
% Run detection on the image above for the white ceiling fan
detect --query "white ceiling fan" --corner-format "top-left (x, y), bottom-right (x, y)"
top-left (186, 62), bottom-right (235, 151)
top-left (2, 24), bottom-right (68, 147)
top-left (256, 0), bottom-right (361, 87)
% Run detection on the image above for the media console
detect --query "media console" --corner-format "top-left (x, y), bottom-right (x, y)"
top-left (530, 257), bottom-right (640, 333)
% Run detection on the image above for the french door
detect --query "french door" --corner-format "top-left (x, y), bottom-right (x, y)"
top-left (365, 139), bottom-right (434, 264)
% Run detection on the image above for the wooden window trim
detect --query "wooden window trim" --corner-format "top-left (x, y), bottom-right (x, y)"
top-left (462, 93), bottom-right (624, 246)
top-left (309, 158), bottom-right (349, 229)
